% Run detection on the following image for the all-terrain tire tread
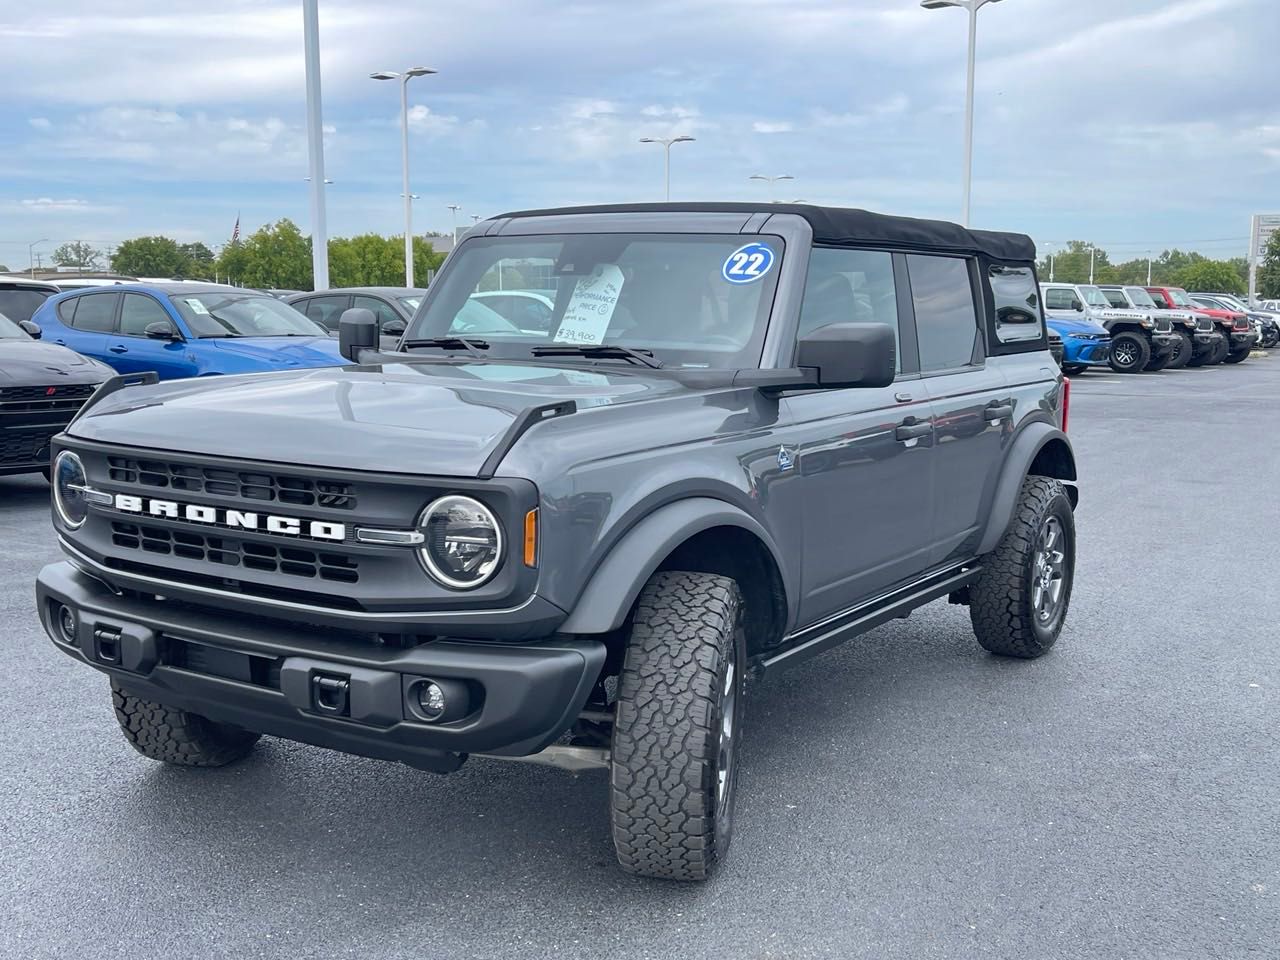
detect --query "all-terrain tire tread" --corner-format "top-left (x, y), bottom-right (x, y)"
top-left (111, 681), bottom-right (260, 766)
top-left (968, 476), bottom-right (1073, 659)
top-left (610, 571), bottom-right (740, 882)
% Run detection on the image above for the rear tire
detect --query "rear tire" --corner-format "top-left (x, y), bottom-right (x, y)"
top-left (1165, 330), bottom-right (1193, 369)
top-left (112, 681), bottom-right (260, 766)
top-left (610, 571), bottom-right (745, 881)
top-left (1108, 332), bottom-right (1150, 373)
top-left (969, 477), bottom-right (1075, 659)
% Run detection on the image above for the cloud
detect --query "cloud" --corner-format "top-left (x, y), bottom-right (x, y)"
top-left (752, 121), bottom-right (793, 134)
top-left (406, 104), bottom-right (459, 135)
top-left (16, 197), bottom-right (116, 214)
top-left (28, 117), bottom-right (50, 129)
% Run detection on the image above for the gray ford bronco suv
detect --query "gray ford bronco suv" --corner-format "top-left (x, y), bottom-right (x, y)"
top-left (36, 203), bottom-right (1078, 881)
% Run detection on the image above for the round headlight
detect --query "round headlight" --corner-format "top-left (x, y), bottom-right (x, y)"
top-left (417, 495), bottom-right (503, 589)
top-left (52, 451), bottom-right (89, 529)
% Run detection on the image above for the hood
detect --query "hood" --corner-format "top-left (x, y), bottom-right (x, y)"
top-left (209, 336), bottom-right (346, 368)
top-left (0, 338), bottom-right (112, 385)
top-left (1046, 317), bottom-right (1109, 337)
top-left (67, 358), bottom-right (692, 477)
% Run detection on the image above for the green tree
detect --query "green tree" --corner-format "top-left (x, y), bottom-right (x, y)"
top-left (1171, 259), bottom-right (1244, 295)
top-left (111, 236), bottom-right (188, 277)
top-left (412, 236), bottom-right (447, 285)
top-left (179, 242), bottom-right (216, 278)
top-left (1256, 232), bottom-right (1280, 300)
top-left (330, 234), bottom-right (404, 287)
top-left (216, 219), bottom-right (312, 289)
top-left (1038, 241), bottom-right (1111, 285)
top-left (52, 241), bottom-right (103, 271)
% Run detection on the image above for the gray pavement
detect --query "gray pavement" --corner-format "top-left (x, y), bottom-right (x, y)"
top-left (1, 359), bottom-right (1277, 959)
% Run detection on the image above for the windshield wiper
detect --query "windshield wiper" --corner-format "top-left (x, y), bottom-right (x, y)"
top-left (402, 336), bottom-right (491, 359)
top-left (530, 344), bottom-right (664, 369)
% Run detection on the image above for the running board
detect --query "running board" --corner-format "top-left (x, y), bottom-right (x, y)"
top-left (759, 565), bottom-right (982, 676)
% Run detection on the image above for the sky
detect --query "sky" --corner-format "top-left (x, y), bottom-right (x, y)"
top-left (1, 0), bottom-right (1277, 269)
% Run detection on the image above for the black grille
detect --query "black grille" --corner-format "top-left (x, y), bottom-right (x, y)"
top-left (1196, 318), bottom-right (1214, 332)
top-left (1154, 318), bottom-right (1173, 333)
top-left (110, 521), bottom-right (359, 583)
top-left (0, 429), bottom-right (56, 465)
top-left (106, 457), bottom-right (357, 510)
top-left (0, 383), bottom-right (95, 412)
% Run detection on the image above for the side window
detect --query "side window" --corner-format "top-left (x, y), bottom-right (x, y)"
top-left (57, 297), bottom-right (79, 325)
top-left (302, 296), bottom-right (349, 331)
top-left (990, 265), bottom-right (1043, 343)
top-left (1102, 289), bottom-right (1127, 309)
top-left (69, 293), bottom-right (118, 332)
top-left (906, 255), bottom-right (978, 372)
top-left (1044, 288), bottom-right (1075, 311)
top-left (797, 248), bottom-right (901, 371)
top-left (119, 294), bottom-right (174, 337)
top-left (353, 296), bottom-right (402, 329)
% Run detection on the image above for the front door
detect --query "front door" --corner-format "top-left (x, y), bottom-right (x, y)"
top-left (110, 293), bottom-right (196, 378)
top-left (775, 247), bottom-right (936, 628)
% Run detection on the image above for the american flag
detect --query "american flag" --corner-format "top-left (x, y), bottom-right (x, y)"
top-left (231, 214), bottom-right (240, 244)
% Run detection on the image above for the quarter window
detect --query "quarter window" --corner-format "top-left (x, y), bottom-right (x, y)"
top-left (797, 248), bottom-right (901, 372)
top-left (57, 298), bottom-right (78, 325)
top-left (119, 294), bottom-right (173, 337)
top-left (68, 293), bottom-right (117, 332)
top-left (907, 255), bottom-right (978, 372)
top-left (990, 265), bottom-right (1043, 343)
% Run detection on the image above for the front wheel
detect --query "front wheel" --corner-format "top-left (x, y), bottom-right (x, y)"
top-left (1061, 363), bottom-right (1088, 376)
top-left (610, 571), bottom-right (745, 881)
top-left (1224, 348), bottom-right (1250, 364)
top-left (1108, 332), bottom-right (1150, 373)
top-left (969, 476), bottom-right (1075, 659)
top-left (1165, 330), bottom-right (1193, 369)
top-left (112, 681), bottom-right (260, 766)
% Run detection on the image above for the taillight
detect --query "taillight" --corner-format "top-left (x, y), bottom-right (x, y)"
top-left (1061, 377), bottom-right (1070, 433)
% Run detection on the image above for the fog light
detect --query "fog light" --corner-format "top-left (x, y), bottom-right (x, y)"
top-left (55, 604), bottom-right (77, 645)
top-left (418, 682), bottom-right (447, 721)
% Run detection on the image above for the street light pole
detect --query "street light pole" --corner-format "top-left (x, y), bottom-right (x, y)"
top-left (921, 0), bottom-right (1006, 227)
top-left (28, 238), bottom-right (47, 279)
top-left (639, 136), bottom-right (695, 201)
top-left (302, 0), bottom-right (329, 290)
top-left (1146, 251), bottom-right (1153, 286)
top-left (447, 204), bottom-right (462, 245)
top-left (749, 174), bottom-right (794, 202)
top-left (1089, 245), bottom-right (1096, 285)
top-left (371, 66), bottom-right (437, 287)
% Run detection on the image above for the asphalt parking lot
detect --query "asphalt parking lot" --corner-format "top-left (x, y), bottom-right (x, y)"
top-left (2, 359), bottom-right (1277, 960)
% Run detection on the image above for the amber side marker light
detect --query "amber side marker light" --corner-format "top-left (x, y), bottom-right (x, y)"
top-left (524, 509), bottom-right (538, 566)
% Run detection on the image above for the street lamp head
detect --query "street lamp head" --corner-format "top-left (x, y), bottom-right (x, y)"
top-left (639, 137), bottom-right (657, 144)
top-left (672, 135), bottom-right (696, 144)
top-left (369, 71), bottom-right (398, 80)
top-left (405, 66), bottom-right (437, 78)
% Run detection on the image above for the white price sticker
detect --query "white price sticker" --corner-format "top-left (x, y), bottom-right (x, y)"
top-left (553, 264), bottom-right (625, 346)
top-left (184, 298), bottom-right (211, 315)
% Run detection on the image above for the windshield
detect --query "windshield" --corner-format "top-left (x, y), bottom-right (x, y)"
top-left (0, 313), bottom-right (30, 339)
top-left (398, 296), bottom-right (422, 312)
top-left (0, 288), bottom-right (52, 324)
top-left (1077, 286), bottom-right (1111, 307)
top-left (406, 234), bottom-right (783, 369)
top-left (1168, 288), bottom-right (1195, 307)
top-left (1213, 294), bottom-right (1247, 311)
top-left (1124, 286), bottom-right (1158, 308)
top-left (169, 293), bottom-right (329, 338)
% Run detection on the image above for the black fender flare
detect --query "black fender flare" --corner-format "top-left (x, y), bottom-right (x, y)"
top-left (558, 497), bottom-right (791, 635)
top-left (976, 422), bottom-right (1077, 556)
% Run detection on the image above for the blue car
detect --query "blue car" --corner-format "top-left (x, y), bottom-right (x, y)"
top-left (29, 283), bottom-right (347, 380)
top-left (1044, 316), bottom-right (1111, 375)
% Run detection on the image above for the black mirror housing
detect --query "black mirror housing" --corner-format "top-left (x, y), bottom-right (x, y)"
top-left (18, 320), bottom-right (41, 339)
top-left (795, 323), bottom-right (896, 389)
top-left (1071, 299), bottom-right (1083, 311)
top-left (144, 321), bottom-right (180, 341)
top-left (338, 308), bottom-right (380, 362)
top-left (383, 318), bottom-right (407, 337)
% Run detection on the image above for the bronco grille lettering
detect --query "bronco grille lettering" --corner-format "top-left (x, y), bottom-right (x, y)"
top-left (113, 494), bottom-right (346, 541)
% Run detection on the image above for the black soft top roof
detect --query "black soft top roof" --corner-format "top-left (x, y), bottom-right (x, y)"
top-left (495, 202), bottom-right (1036, 263)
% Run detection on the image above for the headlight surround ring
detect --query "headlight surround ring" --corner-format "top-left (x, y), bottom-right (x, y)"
top-left (52, 450), bottom-right (90, 529)
top-left (416, 495), bottom-right (504, 590)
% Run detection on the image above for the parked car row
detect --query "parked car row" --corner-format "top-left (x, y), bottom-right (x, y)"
top-left (1040, 282), bottom-right (1270, 374)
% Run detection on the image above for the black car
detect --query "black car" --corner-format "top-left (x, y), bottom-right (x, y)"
top-left (0, 277), bottom-right (60, 326)
top-left (36, 203), bottom-right (1077, 880)
top-left (0, 312), bottom-right (111, 478)
top-left (287, 287), bottom-right (426, 349)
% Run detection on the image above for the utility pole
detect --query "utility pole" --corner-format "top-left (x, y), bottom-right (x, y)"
top-left (302, 0), bottom-right (329, 290)
top-left (1146, 251), bottom-right (1153, 286)
top-left (1089, 246), bottom-right (1096, 285)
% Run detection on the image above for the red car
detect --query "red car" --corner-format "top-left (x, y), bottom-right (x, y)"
top-left (1146, 286), bottom-right (1250, 365)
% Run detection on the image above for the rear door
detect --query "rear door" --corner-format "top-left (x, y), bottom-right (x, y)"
top-left (911, 255), bottom-right (1019, 567)
top-left (58, 292), bottom-right (118, 363)
top-left (777, 247), bottom-right (936, 627)
top-left (298, 295), bottom-right (351, 333)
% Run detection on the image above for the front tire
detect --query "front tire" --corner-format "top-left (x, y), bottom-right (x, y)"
top-left (112, 681), bottom-right (260, 766)
top-left (610, 571), bottom-right (745, 881)
top-left (1061, 363), bottom-right (1087, 376)
top-left (1165, 330), bottom-right (1193, 369)
top-left (969, 477), bottom-right (1075, 659)
top-left (1224, 348), bottom-right (1250, 364)
top-left (1108, 332), bottom-right (1150, 373)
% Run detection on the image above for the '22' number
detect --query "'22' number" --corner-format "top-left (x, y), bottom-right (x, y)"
top-left (723, 243), bottom-right (774, 284)
top-left (727, 252), bottom-right (767, 277)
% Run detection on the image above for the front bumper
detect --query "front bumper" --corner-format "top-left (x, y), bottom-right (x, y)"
top-left (1151, 332), bottom-right (1180, 357)
top-left (37, 562), bottom-right (606, 771)
top-left (1062, 337), bottom-right (1111, 366)
top-left (1229, 331), bottom-right (1258, 350)
top-left (1192, 331), bottom-right (1224, 355)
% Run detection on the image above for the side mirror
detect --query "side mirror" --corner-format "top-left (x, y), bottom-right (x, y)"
top-left (1069, 299), bottom-right (1083, 311)
top-left (383, 317), bottom-right (407, 337)
top-left (144, 321), bottom-right (180, 341)
top-left (795, 322), bottom-right (896, 389)
top-left (338, 308), bottom-right (379, 362)
top-left (18, 320), bottom-right (41, 339)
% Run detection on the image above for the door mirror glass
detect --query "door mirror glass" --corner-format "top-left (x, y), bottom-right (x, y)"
top-left (338, 308), bottom-right (379, 362)
top-left (18, 319), bottom-right (41, 339)
top-left (144, 321), bottom-right (180, 341)
top-left (1070, 299), bottom-right (1083, 311)
top-left (795, 323), bottom-right (896, 389)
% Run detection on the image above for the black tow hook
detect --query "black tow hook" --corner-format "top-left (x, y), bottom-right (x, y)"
top-left (311, 674), bottom-right (351, 717)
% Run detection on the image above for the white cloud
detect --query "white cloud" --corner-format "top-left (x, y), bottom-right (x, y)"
top-left (28, 117), bottom-right (51, 129)
top-left (752, 121), bottom-right (793, 134)
top-left (406, 104), bottom-right (459, 135)
top-left (16, 197), bottom-right (117, 214)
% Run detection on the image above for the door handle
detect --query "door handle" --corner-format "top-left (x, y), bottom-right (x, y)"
top-left (109, 345), bottom-right (128, 354)
top-left (895, 418), bottom-right (932, 442)
top-left (985, 401), bottom-right (1014, 421)
top-left (53, 339), bottom-right (66, 345)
